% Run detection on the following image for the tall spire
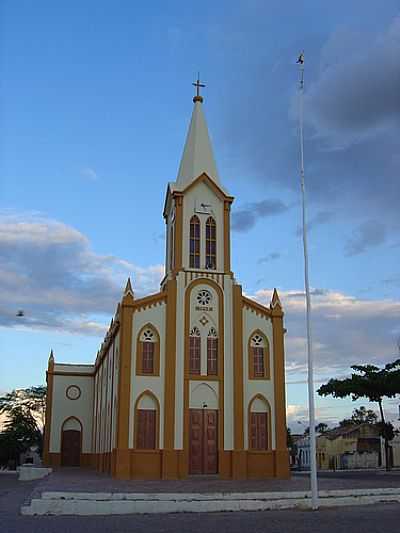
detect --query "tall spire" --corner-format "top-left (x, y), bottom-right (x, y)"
top-left (176, 77), bottom-right (220, 186)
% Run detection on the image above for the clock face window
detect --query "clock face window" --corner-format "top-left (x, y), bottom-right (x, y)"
top-left (197, 290), bottom-right (212, 306)
top-left (66, 385), bottom-right (81, 400)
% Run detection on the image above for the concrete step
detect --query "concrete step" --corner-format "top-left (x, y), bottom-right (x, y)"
top-left (21, 488), bottom-right (400, 515)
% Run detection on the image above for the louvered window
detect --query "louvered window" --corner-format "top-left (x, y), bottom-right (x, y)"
top-left (205, 217), bottom-right (216, 270)
top-left (190, 216), bottom-right (200, 268)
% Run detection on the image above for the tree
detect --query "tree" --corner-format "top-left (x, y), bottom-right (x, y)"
top-left (338, 406), bottom-right (378, 427)
top-left (316, 422), bottom-right (329, 433)
top-left (318, 359), bottom-right (400, 470)
top-left (0, 407), bottom-right (42, 468)
top-left (304, 422), bottom-right (328, 436)
top-left (352, 406), bottom-right (378, 425)
top-left (0, 386), bottom-right (46, 428)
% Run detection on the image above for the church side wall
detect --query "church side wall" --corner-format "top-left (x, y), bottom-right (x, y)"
top-left (92, 332), bottom-right (120, 473)
top-left (49, 372), bottom-right (94, 459)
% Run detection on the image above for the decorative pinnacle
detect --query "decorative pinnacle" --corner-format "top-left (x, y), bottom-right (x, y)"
top-left (48, 349), bottom-right (54, 368)
top-left (192, 73), bottom-right (205, 103)
top-left (124, 277), bottom-right (134, 296)
top-left (271, 288), bottom-right (282, 310)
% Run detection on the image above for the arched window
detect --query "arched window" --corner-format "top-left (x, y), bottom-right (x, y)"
top-left (136, 325), bottom-right (160, 376)
top-left (190, 216), bottom-right (200, 268)
top-left (205, 217), bottom-right (216, 270)
top-left (189, 326), bottom-right (201, 374)
top-left (248, 395), bottom-right (270, 450)
top-left (135, 392), bottom-right (159, 450)
top-left (248, 331), bottom-right (270, 379)
top-left (207, 327), bottom-right (218, 376)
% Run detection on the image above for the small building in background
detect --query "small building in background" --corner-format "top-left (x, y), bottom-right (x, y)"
top-left (295, 423), bottom-right (395, 470)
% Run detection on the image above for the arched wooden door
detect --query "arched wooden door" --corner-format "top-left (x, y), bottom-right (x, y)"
top-left (61, 417), bottom-right (82, 466)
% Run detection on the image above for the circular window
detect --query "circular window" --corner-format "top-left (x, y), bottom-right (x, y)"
top-left (66, 385), bottom-right (81, 401)
top-left (197, 289), bottom-right (212, 306)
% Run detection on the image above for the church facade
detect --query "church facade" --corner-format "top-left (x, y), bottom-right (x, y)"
top-left (43, 91), bottom-right (290, 480)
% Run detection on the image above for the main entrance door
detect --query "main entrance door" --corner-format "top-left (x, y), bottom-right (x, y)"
top-left (61, 430), bottom-right (81, 466)
top-left (189, 409), bottom-right (218, 474)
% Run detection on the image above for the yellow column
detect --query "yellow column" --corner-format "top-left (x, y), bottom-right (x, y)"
top-left (114, 291), bottom-right (134, 479)
top-left (272, 305), bottom-right (290, 478)
top-left (232, 284), bottom-right (246, 478)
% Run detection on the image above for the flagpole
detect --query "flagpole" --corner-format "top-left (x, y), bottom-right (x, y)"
top-left (298, 52), bottom-right (319, 510)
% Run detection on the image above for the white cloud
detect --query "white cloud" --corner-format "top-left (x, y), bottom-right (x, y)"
top-left (80, 167), bottom-right (98, 181)
top-left (0, 211), bottom-right (164, 335)
top-left (252, 287), bottom-right (400, 378)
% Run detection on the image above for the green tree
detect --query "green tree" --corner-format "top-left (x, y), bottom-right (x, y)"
top-left (0, 386), bottom-right (46, 427)
top-left (318, 359), bottom-right (400, 470)
top-left (0, 407), bottom-right (42, 468)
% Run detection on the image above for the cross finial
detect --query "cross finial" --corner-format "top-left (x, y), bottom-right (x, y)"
top-left (192, 73), bottom-right (205, 103)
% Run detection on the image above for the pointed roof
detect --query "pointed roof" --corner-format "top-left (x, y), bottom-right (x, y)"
top-left (176, 98), bottom-right (220, 187)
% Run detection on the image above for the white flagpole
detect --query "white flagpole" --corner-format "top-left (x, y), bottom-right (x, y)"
top-left (298, 53), bottom-right (319, 510)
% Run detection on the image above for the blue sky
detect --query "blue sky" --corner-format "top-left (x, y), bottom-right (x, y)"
top-left (1, 0), bottom-right (400, 430)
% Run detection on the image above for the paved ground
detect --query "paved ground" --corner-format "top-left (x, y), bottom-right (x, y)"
top-left (30, 467), bottom-right (400, 495)
top-left (1, 474), bottom-right (399, 533)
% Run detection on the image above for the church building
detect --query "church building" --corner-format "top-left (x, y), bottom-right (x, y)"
top-left (43, 86), bottom-right (290, 480)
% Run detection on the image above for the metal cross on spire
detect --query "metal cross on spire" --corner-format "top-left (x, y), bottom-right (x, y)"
top-left (192, 73), bottom-right (205, 103)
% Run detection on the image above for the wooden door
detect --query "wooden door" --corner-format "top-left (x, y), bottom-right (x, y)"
top-left (189, 409), bottom-right (218, 474)
top-left (61, 430), bottom-right (81, 466)
top-left (203, 410), bottom-right (218, 474)
top-left (189, 409), bottom-right (203, 474)
top-left (136, 409), bottom-right (156, 449)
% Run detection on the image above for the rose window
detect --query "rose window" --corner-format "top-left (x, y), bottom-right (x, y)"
top-left (197, 290), bottom-right (212, 306)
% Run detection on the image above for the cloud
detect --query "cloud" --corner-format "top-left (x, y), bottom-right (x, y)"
top-left (231, 198), bottom-right (289, 232)
top-left (80, 167), bottom-right (98, 181)
top-left (0, 211), bottom-right (164, 335)
top-left (344, 220), bottom-right (386, 256)
top-left (258, 252), bottom-right (281, 264)
top-left (303, 18), bottom-right (400, 148)
top-left (251, 287), bottom-right (400, 378)
top-left (221, 14), bottom-right (400, 227)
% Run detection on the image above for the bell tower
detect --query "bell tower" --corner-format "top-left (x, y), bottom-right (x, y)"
top-left (163, 78), bottom-right (234, 281)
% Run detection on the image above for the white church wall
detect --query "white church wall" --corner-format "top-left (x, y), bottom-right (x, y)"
top-left (242, 307), bottom-right (276, 450)
top-left (111, 333), bottom-right (120, 450)
top-left (174, 271), bottom-right (185, 449)
top-left (50, 373), bottom-right (94, 453)
top-left (182, 180), bottom-right (224, 271)
top-left (129, 302), bottom-right (166, 449)
top-left (92, 334), bottom-right (119, 455)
